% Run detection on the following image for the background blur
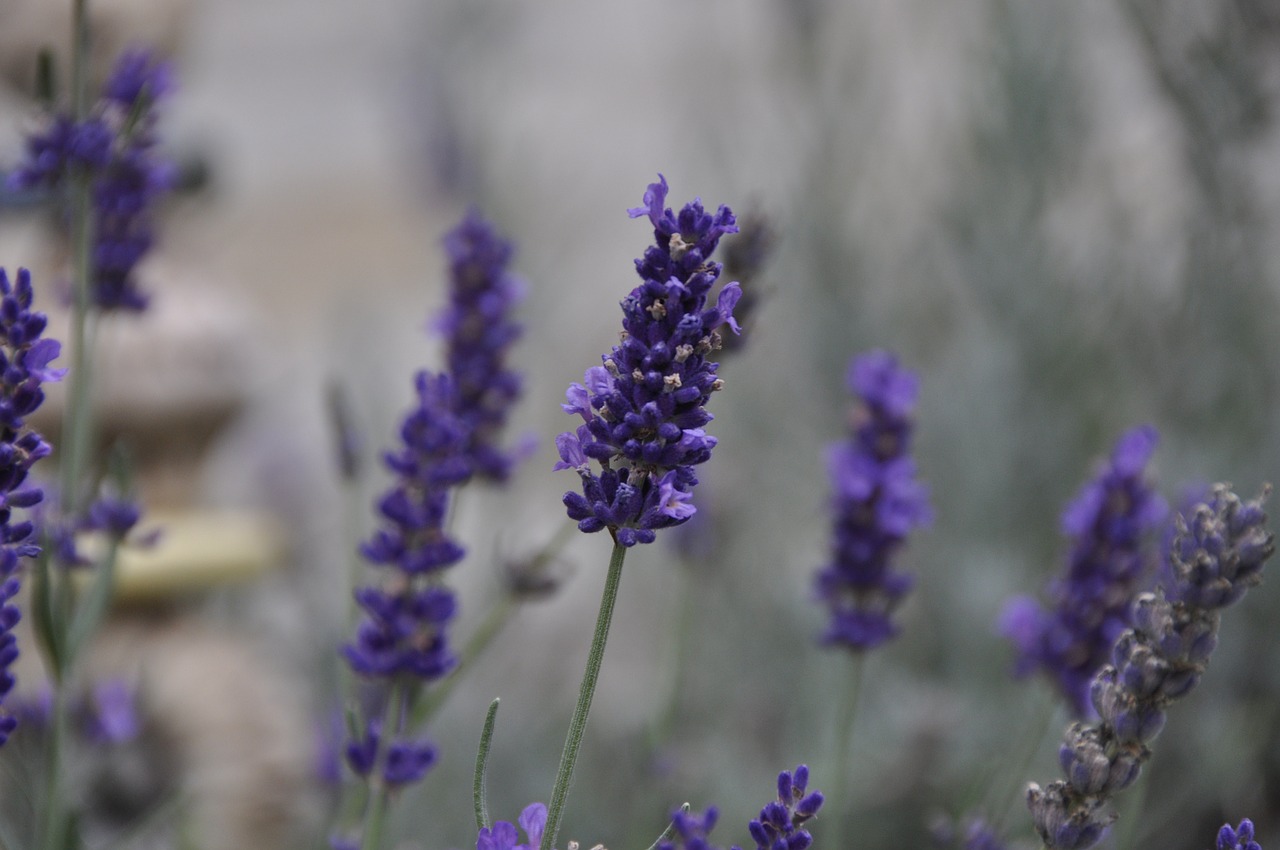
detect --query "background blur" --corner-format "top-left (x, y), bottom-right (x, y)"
top-left (2, 1), bottom-right (1280, 849)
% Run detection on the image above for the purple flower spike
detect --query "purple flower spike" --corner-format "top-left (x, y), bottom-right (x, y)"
top-left (10, 50), bottom-right (174, 312)
top-left (556, 176), bottom-right (739, 546)
top-left (0, 268), bottom-right (61, 748)
top-left (438, 210), bottom-right (525, 482)
top-left (814, 349), bottom-right (931, 652)
top-left (1028, 486), bottom-right (1274, 850)
top-left (1002, 425), bottom-right (1167, 716)
top-left (743, 765), bottom-right (824, 850)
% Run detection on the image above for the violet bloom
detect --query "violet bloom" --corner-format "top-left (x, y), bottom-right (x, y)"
top-left (1027, 485), bottom-right (1274, 850)
top-left (814, 350), bottom-right (932, 652)
top-left (743, 765), bottom-right (825, 850)
top-left (0, 268), bottom-right (65, 747)
top-left (1217, 820), bottom-right (1262, 850)
top-left (439, 211), bottom-right (524, 482)
top-left (556, 175), bottom-right (740, 547)
top-left (342, 372), bottom-right (467, 790)
top-left (478, 803), bottom-right (548, 850)
top-left (8, 49), bottom-right (174, 311)
top-left (1001, 425), bottom-right (1167, 716)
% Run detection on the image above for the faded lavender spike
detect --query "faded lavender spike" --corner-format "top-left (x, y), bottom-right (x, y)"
top-left (555, 175), bottom-right (739, 547)
top-left (439, 210), bottom-right (524, 482)
top-left (1027, 485), bottom-right (1274, 850)
top-left (0, 268), bottom-right (65, 747)
top-left (8, 50), bottom-right (174, 311)
top-left (1002, 425), bottom-right (1167, 715)
top-left (814, 349), bottom-right (932, 651)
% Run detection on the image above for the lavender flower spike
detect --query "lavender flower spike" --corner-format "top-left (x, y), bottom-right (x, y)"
top-left (814, 350), bottom-right (932, 651)
top-left (439, 210), bottom-right (525, 482)
top-left (743, 765), bottom-right (825, 850)
top-left (556, 175), bottom-right (739, 547)
top-left (0, 268), bottom-right (65, 747)
top-left (1002, 425), bottom-right (1167, 715)
top-left (9, 50), bottom-right (175, 312)
top-left (1027, 485), bottom-right (1274, 850)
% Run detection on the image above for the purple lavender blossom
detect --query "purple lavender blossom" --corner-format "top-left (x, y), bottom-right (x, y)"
top-left (814, 350), bottom-right (932, 651)
top-left (1027, 485), bottom-right (1274, 850)
top-left (743, 765), bottom-right (825, 850)
top-left (1001, 425), bottom-right (1167, 716)
top-left (438, 210), bottom-right (525, 482)
top-left (0, 268), bottom-right (64, 747)
top-left (340, 370), bottom-right (470, 798)
top-left (478, 803), bottom-right (548, 850)
top-left (657, 807), bottom-right (723, 850)
top-left (556, 175), bottom-right (740, 547)
top-left (8, 50), bottom-right (174, 312)
top-left (1218, 820), bottom-right (1262, 850)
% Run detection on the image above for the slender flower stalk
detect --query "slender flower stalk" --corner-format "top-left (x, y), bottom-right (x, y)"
top-left (1026, 485), bottom-right (1274, 850)
top-left (1001, 426), bottom-right (1167, 716)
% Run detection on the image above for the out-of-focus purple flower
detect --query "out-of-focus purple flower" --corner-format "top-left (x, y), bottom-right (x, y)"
top-left (438, 210), bottom-right (524, 482)
top-left (8, 50), bottom-right (174, 312)
top-left (717, 211), bottom-right (774, 355)
top-left (478, 803), bottom-right (548, 850)
top-left (1217, 820), bottom-right (1262, 850)
top-left (656, 807), bottom-right (723, 850)
top-left (1028, 486), bottom-right (1274, 850)
top-left (101, 49), bottom-right (176, 109)
top-left (1002, 425), bottom-right (1167, 716)
top-left (84, 679), bottom-right (141, 743)
top-left (557, 175), bottom-right (739, 547)
top-left (382, 738), bottom-right (437, 787)
top-left (0, 268), bottom-right (62, 748)
top-left (814, 350), bottom-right (932, 652)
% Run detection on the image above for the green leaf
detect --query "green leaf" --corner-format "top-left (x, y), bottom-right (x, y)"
top-left (64, 540), bottom-right (120, 667)
top-left (645, 803), bottom-right (690, 850)
top-left (473, 698), bottom-right (500, 833)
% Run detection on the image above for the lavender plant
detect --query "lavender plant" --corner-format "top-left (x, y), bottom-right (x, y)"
top-left (1027, 485), bottom-right (1274, 850)
top-left (1001, 425), bottom-right (1167, 715)
top-left (335, 210), bottom-right (525, 850)
top-left (540, 175), bottom-right (740, 850)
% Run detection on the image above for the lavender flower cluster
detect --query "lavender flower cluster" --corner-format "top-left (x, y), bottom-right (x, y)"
top-left (8, 50), bottom-right (174, 311)
top-left (555, 175), bottom-right (741, 546)
top-left (1002, 425), bottom-right (1167, 715)
top-left (340, 213), bottom-right (523, 798)
top-left (814, 350), bottom-right (932, 651)
top-left (0, 268), bottom-right (65, 747)
top-left (1027, 485), bottom-right (1274, 850)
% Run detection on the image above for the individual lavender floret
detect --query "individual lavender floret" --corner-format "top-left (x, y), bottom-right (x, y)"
top-left (1026, 485), bottom-right (1274, 850)
top-left (716, 211), bottom-right (774, 355)
top-left (8, 50), bottom-right (174, 311)
top-left (1002, 425), bottom-right (1166, 715)
top-left (478, 803), bottom-right (548, 850)
top-left (814, 350), bottom-right (932, 651)
top-left (0, 268), bottom-right (65, 747)
top-left (438, 210), bottom-right (525, 482)
top-left (555, 175), bottom-right (740, 547)
top-left (1217, 820), bottom-right (1262, 850)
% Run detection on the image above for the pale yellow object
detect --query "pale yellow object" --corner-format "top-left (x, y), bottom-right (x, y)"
top-left (77, 510), bottom-right (285, 602)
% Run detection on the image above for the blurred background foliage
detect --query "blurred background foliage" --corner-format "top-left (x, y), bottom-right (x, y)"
top-left (3, 1), bottom-right (1280, 849)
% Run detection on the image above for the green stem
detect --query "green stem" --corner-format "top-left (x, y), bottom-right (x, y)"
top-left (987, 686), bottom-right (1057, 834)
top-left (830, 653), bottom-right (865, 831)
top-left (540, 540), bottom-right (628, 850)
top-left (39, 682), bottom-right (72, 850)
